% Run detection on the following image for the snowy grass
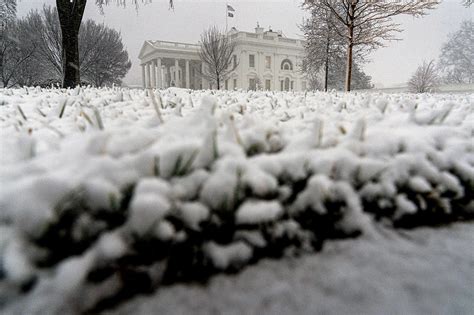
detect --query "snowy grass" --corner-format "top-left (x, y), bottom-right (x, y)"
top-left (0, 86), bottom-right (473, 313)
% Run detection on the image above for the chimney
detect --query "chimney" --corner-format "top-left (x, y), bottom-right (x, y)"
top-left (255, 22), bottom-right (264, 34)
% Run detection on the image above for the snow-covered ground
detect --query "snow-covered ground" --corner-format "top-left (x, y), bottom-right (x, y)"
top-left (114, 222), bottom-right (474, 315)
top-left (0, 87), bottom-right (473, 313)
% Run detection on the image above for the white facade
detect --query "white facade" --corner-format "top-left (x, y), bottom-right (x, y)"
top-left (138, 27), bottom-right (307, 91)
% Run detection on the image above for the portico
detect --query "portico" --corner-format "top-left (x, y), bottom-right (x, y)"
top-left (139, 41), bottom-right (207, 89)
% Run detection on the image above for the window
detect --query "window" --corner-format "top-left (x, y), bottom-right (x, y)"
top-left (280, 80), bottom-right (283, 91)
top-left (284, 78), bottom-right (290, 91)
top-left (233, 79), bottom-right (237, 89)
top-left (291, 81), bottom-right (294, 90)
top-left (249, 54), bottom-right (255, 68)
top-left (249, 78), bottom-right (256, 90)
top-left (265, 56), bottom-right (271, 69)
top-left (281, 59), bottom-right (293, 71)
top-left (265, 79), bottom-right (271, 90)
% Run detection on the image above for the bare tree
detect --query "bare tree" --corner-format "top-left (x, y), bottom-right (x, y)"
top-left (301, 5), bottom-right (345, 91)
top-left (301, 6), bottom-right (371, 92)
top-left (303, 0), bottom-right (439, 92)
top-left (10, 18), bottom-right (45, 87)
top-left (305, 53), bottom-right (372, 91)
top-left (14, 6), bottom-right (131, 87)
top-left (0, 0), bottom-right (17, 84)
top-left (302, 4), bottom-right (371, 91)
top-left (461, 0), bottom-right (472, 7)
top-left (408, 60), bottom-right (439, 93)
top-left (80, 20), bottom-right (132, 86)
top-left (53, 0), bottom-right (173, 88)
top-left (328, 58), bottom-right (372, 90)
top-left (199, 26), bottom-right (236, 90)
top-left (438, 20), bottom-right (473, 84)
top-left (15, 6), bottom-right (63, 85)
top-left (303, 67), bottom-right (323, 90)
top-left (1, 20), bottom-right (38, 87)
top-left (0, 0), bottom-right (16, 24)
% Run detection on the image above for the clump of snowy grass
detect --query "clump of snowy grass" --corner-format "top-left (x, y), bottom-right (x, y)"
top-left (0, 87), bottom-right (473, 313)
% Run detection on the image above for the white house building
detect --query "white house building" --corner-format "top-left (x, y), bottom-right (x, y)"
top-left (138, 26), bottom-right (307, 91)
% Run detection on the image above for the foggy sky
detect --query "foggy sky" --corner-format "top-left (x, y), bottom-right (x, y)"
top-left (17, 0), bottom-right (473, 87)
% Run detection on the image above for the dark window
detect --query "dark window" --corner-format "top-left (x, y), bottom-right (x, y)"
top-left (249, 54), bottom-right (255, 68)
top-left (281, 59), bottom-right (293, 70)
top-left (284, 78), bottom-right (290, 91)
top-left (249, 78), bottom-right (256, 90)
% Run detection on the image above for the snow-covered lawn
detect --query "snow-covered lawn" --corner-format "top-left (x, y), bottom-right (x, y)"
top-left (0, 87), bottom-right (472, 313)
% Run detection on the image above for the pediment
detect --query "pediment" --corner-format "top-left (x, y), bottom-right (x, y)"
top-left (138, 41), bottom-right (157, 60)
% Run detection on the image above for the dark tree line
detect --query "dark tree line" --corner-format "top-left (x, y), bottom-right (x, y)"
top-left (1, 6), bottom-right (131, 87)
top-left (2, 0), bottom-right (173, 88)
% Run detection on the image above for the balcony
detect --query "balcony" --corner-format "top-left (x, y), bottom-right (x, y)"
top-left (230, 32), bottom-right (302, 47)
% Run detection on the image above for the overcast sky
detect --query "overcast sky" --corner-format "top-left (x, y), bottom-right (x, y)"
top-left (17, 0), bottom-right (473, 87)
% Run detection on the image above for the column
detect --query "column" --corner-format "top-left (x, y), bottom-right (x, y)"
top-left (185, 60), bottom-right (190, 89)
top-left (273, 54), bottom-right (279, 91)
top-left (141, 64), bottom-right (146, 88)
top-left (174, 59), bottom-right (179, 88)
top-left (146, 62), bottom-right (151, 88)
top-left (167, 65), bottom-right (171, 88)
top-left (161, 66), bottom-right (165, 88)
top-left (201, 62), bottom-right (206, 89)
top-left (295, 56), bottom-right (301, 91)
top-left (257, 52), bottom-right (261, 73)
top-left (240, 50), bottom-right (246, 89)
top-left (151, 60), bottom-right (157, 88)
top-left (258, 52), bottom-right (264, 89)
top-left (157, 58), bottom-right (162, 89)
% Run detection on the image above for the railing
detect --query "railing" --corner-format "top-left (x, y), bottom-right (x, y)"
top-left (233, 32), bottom-right (301, 46)
top-left (278, 38), bottom-right (297, 44)
top-left (150, 40), bottom-right (200, 49)
top-left (148, 33), bottom-right (302, 49)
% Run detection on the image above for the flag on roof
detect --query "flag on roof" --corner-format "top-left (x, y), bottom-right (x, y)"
top-left (227, 4), bottom-right (235, 12)
top-left (228, 12), bottom-right (234, 17)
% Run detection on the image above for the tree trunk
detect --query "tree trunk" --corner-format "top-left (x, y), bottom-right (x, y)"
top-left (2, 77), bottom-right (9, 88)
top-left (216, 75), bottom-right (220, 90)
top-left (345, 40), bottom-right (353, 92)
top-left (344, 4), bottom-right (355, 92)
top-left (61, 26), bottom-right (80, 88)
top-left (324, 36), bottom-right (330, 92)
top-left (56, 0), bottom-right (86, 88)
